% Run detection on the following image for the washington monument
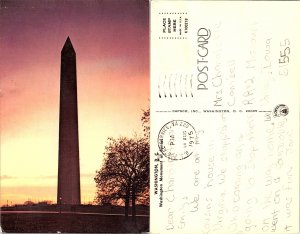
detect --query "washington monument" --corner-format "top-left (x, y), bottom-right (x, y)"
top-left (57, 37), bottom-right (81, 205)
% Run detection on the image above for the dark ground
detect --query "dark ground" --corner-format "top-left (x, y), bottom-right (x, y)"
top-left (0, 205), bottom-right (149, 233)
top-left (1, 204), bottom-right (149, 215)
top-left (1, 213), bottom-right (149, 233)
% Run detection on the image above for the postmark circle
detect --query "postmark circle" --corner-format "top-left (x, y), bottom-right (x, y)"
top-left (157, 120), bottom-right (196, 160)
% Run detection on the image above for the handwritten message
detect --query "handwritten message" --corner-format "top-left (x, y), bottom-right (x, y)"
top-left (151, 1), bottom-right (299, 234)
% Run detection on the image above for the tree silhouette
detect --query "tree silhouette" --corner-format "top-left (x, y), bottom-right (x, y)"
top-left (94, 136), bottom-right (149, 219)
top-left (141, 108), bottom-right (150, 140)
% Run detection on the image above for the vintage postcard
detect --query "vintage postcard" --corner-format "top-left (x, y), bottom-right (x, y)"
top-left (0, 0), bottom-right (149, 233)
top-left (150, 1), bottom-right (299, 234)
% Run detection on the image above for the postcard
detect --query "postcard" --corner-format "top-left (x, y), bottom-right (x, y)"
top-left (150, 1), bottom-right (299, 233)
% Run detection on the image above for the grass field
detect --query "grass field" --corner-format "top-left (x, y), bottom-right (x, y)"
top-left (1, 213), bottom-right (149, 233)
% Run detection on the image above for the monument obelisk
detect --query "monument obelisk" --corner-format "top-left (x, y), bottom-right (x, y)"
top-left (57, 37), bottom-right (81, 205)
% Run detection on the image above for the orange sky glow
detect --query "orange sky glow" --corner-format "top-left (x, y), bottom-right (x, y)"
top-left (0, 0), bottom-right (149, 206)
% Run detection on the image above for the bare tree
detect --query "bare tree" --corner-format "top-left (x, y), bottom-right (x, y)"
top-left (141, 108), bottom-right (150, 140)
top-left (130, 136), bottom-right (149, 221)
top-left (94, 136), bottom-right (149, 219)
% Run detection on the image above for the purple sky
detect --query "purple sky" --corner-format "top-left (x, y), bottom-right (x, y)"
top-left (0, 0), bottom-right (149, 205)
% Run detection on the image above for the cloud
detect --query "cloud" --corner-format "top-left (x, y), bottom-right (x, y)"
top-left (40, 173), bottom-right (95, 179)
top-left (40, 175), bottom-right (56, 179)
top-left (81, 173), bottom-right (95, 178)
top-left (0, 173), bottom-right (95, 181)
top-left (0, 175), bottom-right (17, 180)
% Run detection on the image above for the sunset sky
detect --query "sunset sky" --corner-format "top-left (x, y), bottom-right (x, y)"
top-left (0, 0), bottom-right (149, 206)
